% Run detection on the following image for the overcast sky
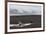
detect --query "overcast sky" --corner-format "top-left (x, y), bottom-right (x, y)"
top-left (9, 4), bottom-right (41, 15)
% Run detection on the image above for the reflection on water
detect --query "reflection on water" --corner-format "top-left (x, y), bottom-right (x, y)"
top-left (10, 21), bottom-right (32, 27)
top-left (10, 15), bottom-right (41, 29)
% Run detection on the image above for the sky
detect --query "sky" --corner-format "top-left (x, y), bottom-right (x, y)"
top-left (9, 3), bottom-right (42, 16)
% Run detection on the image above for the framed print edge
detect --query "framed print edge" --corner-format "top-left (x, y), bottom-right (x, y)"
top-left (5, 0), bottom-right (7, 34)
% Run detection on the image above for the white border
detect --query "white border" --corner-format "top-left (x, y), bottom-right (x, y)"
top-left (7, 2), bottom-right (43, 32)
